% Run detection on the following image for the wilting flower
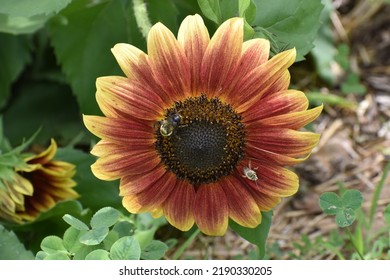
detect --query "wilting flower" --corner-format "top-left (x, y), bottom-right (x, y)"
top-left (83, 15), bottom-right (322, 235)
top-left (0, 139), bottom-right (78, 223)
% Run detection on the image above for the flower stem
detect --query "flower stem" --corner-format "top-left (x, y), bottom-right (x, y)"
top-left (172, 228), bottom-right (201, 260)
top-left (346, 227), bottom-right (364, 260)
top-left (133, 0), bottom-right (152, 39)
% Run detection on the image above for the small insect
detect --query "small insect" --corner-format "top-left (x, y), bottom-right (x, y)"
top-left (242, 161), bottom-right (258, 184)
top-left (159, 113), bottom-right (182, 137)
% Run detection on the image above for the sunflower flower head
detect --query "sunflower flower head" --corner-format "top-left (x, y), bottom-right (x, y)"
top-left (83, 15), bottom-right (322, 236)
top-left (0, 139), bottom-right (78, 223)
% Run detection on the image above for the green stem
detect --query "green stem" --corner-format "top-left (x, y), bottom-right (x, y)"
top-left (133, 0), bottom-right (152, 39)
top-left (346, 227), bottom-right (364, 260)
top-left (369, 160), bottom-right (390, 230)
top-left (172, 228), bottom-right (201, 260)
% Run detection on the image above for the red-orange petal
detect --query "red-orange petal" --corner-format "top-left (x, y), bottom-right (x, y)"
top-left (163, 180), bottom-right (195, 231)
top-left (247, 128), bottom-right (321, 158)
top-left (111, 43), bottom-right (146, 79)
top-left (232, 48), bottom-right (296, 112)
top-left (91, 149), bottom-right (160, 181)
top-left (83, 115), bottom-right (154, 146)
top-left (148, 22), bottom-right (191, 100)
top-left (194, 183), bottom-right (228, 236)
top-left (254, 104), bottom-right (323, 129)
top-left (122, 172), bottom-right (176, 213)
top-left (221, 176), bottom-right (261, 228)
top-left (119, 165), bottom-right (166, 195)
top-left (242, 160), bottom-right (299, 197)
top-left (200, 17), bottom-right (243, 97)
top-left (96, 76), bottom-right (165, 120)
top-left (178, 14), bottom-right (210, 94)
top-left (225, 39), bottom-right (270, 99)
top-left (243, 90), bottom-right (309, 123)
top-left (246, 143), bottom-right (312, 166)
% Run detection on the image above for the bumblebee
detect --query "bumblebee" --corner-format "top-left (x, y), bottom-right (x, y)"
top-left (159, 113), bottom-right (182, 137)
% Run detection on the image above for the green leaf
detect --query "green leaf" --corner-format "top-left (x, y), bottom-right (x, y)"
top-left (319, 192), bottom-right (342, 215)
top-left (63, 227), bottom-right (84, 253)
top-left (85, 249), bottom-right (111, 260)
top-left (134, 228), bottom-right (158, 250)
top-left (63, 214), bottom-right (89, 231)
top-left (112, 221), bottom-right (136, 238)
top-left (141, 240), bottom-right (168, 260)
top-left (342, 190), bottom-right (363, 211)
top-left (0, 0), bottom-right (71, 34)
top-left (79, 227), bottom-right (109, 246)
top-left (73, 244), bottom-right (103, 260)
top-left (0, 0), bottom-right (71, 17)
top-left (229, 211), bottom-right (273, 259)
top-left (252, 0), bottom-right (324, 60)
top-left (341, 73), bottom-right (366, 95)
top-left (319, 190), bottom-right (363, 228)
top-left (103, 230), bottom-right (119, 250)
top-left (40, 235), bottom-right (67, 254)
top-left (336, 207), bottom-right (356, 228)
top-left (35, 251), bottom-right (48, 260)
top-left (48, 0), bottom-right (144, 115)
top-left (110, 236), bottom-right (141, 260)
top-left (44, 251), bottom-right (70, 260)
top-left (148, 0), bottom-right (179, 34)
top-left (0, 34), bottom-right (31, 107)
top-left (0, 224), bottom-right (34, 260)
top-left (90, 207), bottom-right (120, 229)
top-left (384, 204), bottom-right (390, 226)
top-left (197, 0), bottom-right (222, 24)
top-left (3, 81), bottom-right (84, 146)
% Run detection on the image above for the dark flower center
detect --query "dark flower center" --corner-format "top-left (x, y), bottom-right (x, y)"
top-left (154, 95), bottom-right (245, 185)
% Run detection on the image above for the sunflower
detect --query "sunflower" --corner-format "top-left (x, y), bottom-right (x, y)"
top-left (83, 15), bottom-right (322, 236)
top-left (0, 139), bottom-right (78, 223)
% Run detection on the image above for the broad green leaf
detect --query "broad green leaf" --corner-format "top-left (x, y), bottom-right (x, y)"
top-left (3, 81), bottom-right (83, 146)
top-left (112, 221), bottom-right (136, 238)
top-left (35, 251), bottom-right (48, 260)
top-left (0, 224), bottom-right (34, 260)
top-left (319, 192), bottom-right (342, 215)
top-left (252, 0), bottom-right (324, 61)
top-left (336, 207), bottom-right (356, 228)
top-left (103, 230), bottom-right (119, 250)
top-left (48, 0), bottom-right (144, 115)
top-left (342, 190), bottom-right (363, 211)
top-left (141, 240), bottom-right (168, 260)
top-left (229, 211), bottom-right (273, 259)
top-left (0, 0), bottom-right (71, 34)
top-left (148, 0), bottom-right (179, 34)
top-left (55, 147), bottom-right (122, 211)
top-left (73, 244), bottom-right (103, 260)
top-left (0, 0), bottom-right (71, 17)
top-left (90, 207), bottom-right (120, 229)
top-left (79, 227), bottom-right (109, 246)
top-left (40, 235), bottom-right (67, 254)
top-left (0, 34), bottom-right (31, 107)
top-left (110, 236), bottom-right (141, 260)
top-left (63, 227), bottom-right (84, 253)
top-left (44, 251), bottom-right (70, 260)
top-left (63, 214), bottom-right (89, 231)
top-left (197, 0), bottom-right (222, 24)
top-left (134, 228), bottom-right (158, 250)
top-left (384, 204), bottom-right (390, 226)
top-left (85, 249), bottom-right (111, 260)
